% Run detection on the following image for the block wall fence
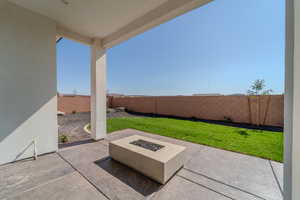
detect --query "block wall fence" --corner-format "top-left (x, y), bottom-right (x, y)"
top-left (58, 95), bottom-right (283, 127)
top-left (58, 95), bottom-right (90, 114)
top-left (110, 95), bottom-right (283, 127)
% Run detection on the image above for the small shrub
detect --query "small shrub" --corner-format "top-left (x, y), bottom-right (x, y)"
top-left (237, 130), bottom-right (249, 137)
top-left (59, 134), bottom-right (68, 143)
top-left (224, 116), bottom-right (233, 122)
top-left (191, 116), bottom-right (197, 121)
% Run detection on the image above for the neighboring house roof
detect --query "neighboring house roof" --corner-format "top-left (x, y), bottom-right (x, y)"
top-left (192, 93), bottom-right (223, 96)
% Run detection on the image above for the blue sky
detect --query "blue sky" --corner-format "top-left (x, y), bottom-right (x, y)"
top-left (56, 0), bottom-right (285, 96)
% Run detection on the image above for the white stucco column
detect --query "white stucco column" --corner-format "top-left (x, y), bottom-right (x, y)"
top-left (284, 0), bottom-right (300, 200)
top-left (90, 39), bottom-right (106, 140)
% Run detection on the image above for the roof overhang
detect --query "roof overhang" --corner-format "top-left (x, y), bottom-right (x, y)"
top-left (9, 0), bottom-right (212, 48)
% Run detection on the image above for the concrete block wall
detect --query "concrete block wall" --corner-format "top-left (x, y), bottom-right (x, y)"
top-left (111, 95), bottom-right (284, 127)
top-left (58, 95), bottom-right (90, 114)
top-left (57, 95), bottom-right (283, 127)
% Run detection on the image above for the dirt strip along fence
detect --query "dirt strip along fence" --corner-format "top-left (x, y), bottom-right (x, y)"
top-left (109, 95), bottom-right (283, 127)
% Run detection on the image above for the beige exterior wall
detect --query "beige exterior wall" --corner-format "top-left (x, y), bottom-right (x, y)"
top-left (0, 2), bottom-right (57, 165)
top-left (111, 95), bottom-right (284, 127)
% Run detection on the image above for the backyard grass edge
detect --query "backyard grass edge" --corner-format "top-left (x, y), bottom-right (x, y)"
top-left (86, 117), bottom-right (283, 162)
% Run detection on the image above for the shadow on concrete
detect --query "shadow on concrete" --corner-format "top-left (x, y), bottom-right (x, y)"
top-left (94, 156), bottom-right (161, 197)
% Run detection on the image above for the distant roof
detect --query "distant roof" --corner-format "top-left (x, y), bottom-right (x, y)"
top-left (228, 93), bottom-right (246, 96)
top-left (58, 93), bottom-right (89, 97)
top-left (108, 93), bottom-right (125, 97)
top-left (192, 93), bottom-right (223, 96)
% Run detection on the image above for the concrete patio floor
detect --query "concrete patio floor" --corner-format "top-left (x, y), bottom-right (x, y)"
top-left (0, 129), bottom-right (283, 200)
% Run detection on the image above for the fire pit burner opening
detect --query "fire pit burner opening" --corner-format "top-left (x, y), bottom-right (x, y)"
top-left (130, 139), bottom-right (165, 152)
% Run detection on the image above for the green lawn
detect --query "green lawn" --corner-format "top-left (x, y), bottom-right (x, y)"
top-left (105, 117), bottom-right (283, 162)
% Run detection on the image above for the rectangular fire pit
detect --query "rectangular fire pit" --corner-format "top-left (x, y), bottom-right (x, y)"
top-left (109, 135), bottom-right (186, 184)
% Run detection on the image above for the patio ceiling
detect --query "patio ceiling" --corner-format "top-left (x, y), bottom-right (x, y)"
top-left (8, 0), bottom-right (212, 48)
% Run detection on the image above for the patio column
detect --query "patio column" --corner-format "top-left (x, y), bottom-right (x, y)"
top-left (284, 0), bottom-right (300, 199)
top-left (90, 39), bottom-right (106, 140)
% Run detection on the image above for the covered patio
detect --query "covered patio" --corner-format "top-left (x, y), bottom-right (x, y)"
top-left (0, 0), bottom-right (299, 199)
top-left (0, 129), bottom-right (283, 200)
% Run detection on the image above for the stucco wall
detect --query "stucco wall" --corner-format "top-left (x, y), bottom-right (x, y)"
top-left (0, 2), bottom-right (57, 165)
top-left (111, 95), bottom-right (284, 127)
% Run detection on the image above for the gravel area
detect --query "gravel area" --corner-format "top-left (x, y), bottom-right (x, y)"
top-left (58, 112), bottom-right (90, 143)
top-left (58, 109), bottom-right (140, 144)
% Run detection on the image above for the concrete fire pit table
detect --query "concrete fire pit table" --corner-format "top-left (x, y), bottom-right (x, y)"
top-left (109, 135), bottom-right (186, 184)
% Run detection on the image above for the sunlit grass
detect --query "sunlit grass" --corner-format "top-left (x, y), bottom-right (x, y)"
top-left (97, 117), bottom-right (283, 162)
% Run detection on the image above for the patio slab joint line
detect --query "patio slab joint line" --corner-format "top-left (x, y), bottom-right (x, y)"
top-left (268, 160), bottom-right (283, 197)
top-left (3, 170), bottom-right (75, 199)
top-left (56, 153), bottom-right (111, 200)
top-left (176, 174), bottom-right (236, 200)
top-left (182, 168), bottom-right (267, 200)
